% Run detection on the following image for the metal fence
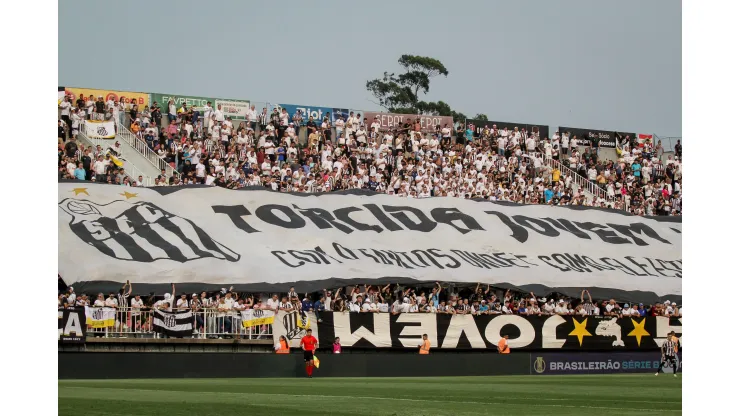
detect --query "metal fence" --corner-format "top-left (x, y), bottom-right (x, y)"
top-left (84, 307), bottom-right (273, 340)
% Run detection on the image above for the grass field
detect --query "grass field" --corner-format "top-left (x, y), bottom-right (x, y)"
top-left (59, 375), bottom-right (681, 416)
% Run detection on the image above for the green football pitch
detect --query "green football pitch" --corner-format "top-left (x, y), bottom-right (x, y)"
top-left (59, 375), bottom-right (681, 416)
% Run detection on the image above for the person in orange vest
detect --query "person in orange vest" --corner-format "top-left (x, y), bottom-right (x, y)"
top-left (418, 334), bottom-right (431, 354)
top-left (275, 335), bottom-right (290, 354)
top-left (498, 335), bottom-right (510, 354)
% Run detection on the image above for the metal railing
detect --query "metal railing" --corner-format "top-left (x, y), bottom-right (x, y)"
top-left (83, 307), bottom-right (273, 340)
top-left (545, 157), bottom-right (611, 203)
top-left (76, 130), bottom-right (153, 186)
top-left (114, 117), bottom-right (180, 178)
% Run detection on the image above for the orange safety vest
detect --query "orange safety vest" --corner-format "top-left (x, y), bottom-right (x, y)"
top-left (498, 338), bottom-right (510, 354)
top-left (419, 339), bottom-right (430, 355)
top-left (276, 340), bottom-right (290, 354)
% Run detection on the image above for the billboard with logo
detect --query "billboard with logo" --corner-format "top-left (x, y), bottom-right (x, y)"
top-left (466, 119), bottom-right (550, 140)
top-left (558, 126), bottom-right (636, 149)
top-left (63, 87), bottom-right (149, 107)
top-left (150, 93), bottom-right (215, 112)
top-left (531, 351), bottom-right (682, 375)
top-left (362, 111), bottom-right (453, 133)
top-left (331, 108), bottom-right (365, 124)
top-left (275, 103), bottom-right (332, 125)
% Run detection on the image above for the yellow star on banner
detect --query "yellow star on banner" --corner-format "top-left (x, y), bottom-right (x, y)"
top-left (120, 191), bottom-right (138, 199)
top-left (71, 188), bottom-right (89, 196)
top-left (628, 318), bottom-right (651, 347)
top-left (569, 318), bottom-right (592, 347)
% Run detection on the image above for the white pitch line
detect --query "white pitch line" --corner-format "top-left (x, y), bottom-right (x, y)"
top-left (59, 387), bottom-right (681, 412)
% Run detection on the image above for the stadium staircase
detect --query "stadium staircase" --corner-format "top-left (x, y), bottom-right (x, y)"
top-left (545, 158), bottom-right (610, 204)
top-left (75, 130), bottom-right (155, 186)
top-left (113, 118), bottom-right (180, 180)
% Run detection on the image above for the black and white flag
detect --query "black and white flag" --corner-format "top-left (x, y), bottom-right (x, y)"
top-left (153, 309), bottom-right (194, 338)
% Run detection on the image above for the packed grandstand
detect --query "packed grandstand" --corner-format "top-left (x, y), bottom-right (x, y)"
top-left (57, 89), bottom-right (682, 217)
top-left (57, 88), bottom-right (682, 345)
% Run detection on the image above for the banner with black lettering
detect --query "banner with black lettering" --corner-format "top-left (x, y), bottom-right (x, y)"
top-left (558, 126), bottom-right (636, 149)
top-left (58, 307), bottom-right (86, 343)
top-left (466, 119), bottom-right (550, 141)
top-left (316, 312), bottom-right (682, 351)
top-left (152, 309), bottom-right (194, 338)
top-left (58, 182), bottom-right (681, 300)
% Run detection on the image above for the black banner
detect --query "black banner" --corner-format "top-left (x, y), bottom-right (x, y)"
top-left (558, 126), bottom-right (636, 149)
top-left (466, 119), bottom-right (550, 141)
top-left (317, 312), bottom-right (681, 351)
top-left (531, 351), bottom-right (682, 374)
top-left (58, 307), bottom-right (86, 343)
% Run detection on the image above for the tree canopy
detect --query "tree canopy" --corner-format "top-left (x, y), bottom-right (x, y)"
top-left (366, 55), bottom-right (467, 123)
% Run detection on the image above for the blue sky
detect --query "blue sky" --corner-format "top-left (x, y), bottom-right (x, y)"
top-left (58, 0), bottom-right (680, 136)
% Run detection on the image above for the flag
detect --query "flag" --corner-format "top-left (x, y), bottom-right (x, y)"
top-left (241, 309), bottom-right (275, 328)
top-left (637, 134), bottom-right (653, 148)
top-left (313, 355), bottom-right (320, 369)
top-left (153, 309), bottom-right (193, 337)
top-left (84, 306), bottom-right (116, 328)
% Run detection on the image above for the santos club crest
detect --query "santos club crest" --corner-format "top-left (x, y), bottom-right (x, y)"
top-left (59, 198), bottom-right (240, 263)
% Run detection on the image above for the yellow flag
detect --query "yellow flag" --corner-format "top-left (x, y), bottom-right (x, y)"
top-left (313, 355), bottom-right (320, 369)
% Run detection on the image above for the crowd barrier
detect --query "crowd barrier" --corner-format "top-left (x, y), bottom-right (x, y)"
top-left (58, 351), bottom-right (680, 379)
top-left (80, 307), bottom-right (273, 340)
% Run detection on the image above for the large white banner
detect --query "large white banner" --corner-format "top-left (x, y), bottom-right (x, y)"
top-left (83, 120), bottom-right (116, 139)
top-left (58, 183), bottom-right (682, 296)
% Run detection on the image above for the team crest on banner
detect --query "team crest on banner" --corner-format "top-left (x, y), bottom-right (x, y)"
top-left (273, 311), bottom-right (318, 348)
top-left (83, 120), bottom-right (116, 139)
top-left (58, 198), bottom-right (240, 264)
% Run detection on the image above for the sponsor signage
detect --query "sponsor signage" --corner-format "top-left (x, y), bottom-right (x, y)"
top-left (63, 87), bottom-right (149, 107)
top-left (466, 119), bottom-right (550, 141)
top-left (150, 93), bottom-right (215, 112)
top-left (362, 111), bottom-right (454, 133)
top-left (314, 313), bottom-right (681, 351)
top-left (531, 351), bottom-right (682, 374)
top-left (331, 108), bottom-right (365, 124)
top-left (58, 307), bottom-right (86, 343)
top-left (558, 126), bottom-right (636, 149)
top-left (58, 182), bottom-right (681, 298)
top-left (216, 99), bottom-right (251, 120)
top-left (274, 103), bottom-right (332, 125)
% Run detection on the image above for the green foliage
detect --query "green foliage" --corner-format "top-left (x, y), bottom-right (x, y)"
top-left (366, 54), bottom-right (465, 122)
top-left (472, 113), bottom-right (489, 121)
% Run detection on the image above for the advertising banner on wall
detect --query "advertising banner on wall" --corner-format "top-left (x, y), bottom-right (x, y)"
top-left (558, 126), bottom-right (636, 149)
top-left (274, 103), bottom-right (332, 125)
top-left (216, 99), bottom-right (251, 120)
top-left (150, 93), bottom-right (215, 111)
top-left (362, 111), bottom-right (454, 133)
top-left (466, 119), bottom-right (550, 140)
top-left (63, 87), bottom-right (149, 108)
top-left (331, 108), bottom-right (366, 124)
top-left (531, 351), bottom-right (681, 374)
top-left (315, 312), bottom-right (682, 351)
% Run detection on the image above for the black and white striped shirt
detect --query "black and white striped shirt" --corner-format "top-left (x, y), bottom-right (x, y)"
top-left (654, 164), bottom-right (665, 179)
top-left (258, 112), bottom-right (269, 126)
top-left (662, 337), bottom-right (678, 357)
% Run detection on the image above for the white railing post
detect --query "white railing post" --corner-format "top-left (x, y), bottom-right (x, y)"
top-left (114, 116), bottom-right (180, 178)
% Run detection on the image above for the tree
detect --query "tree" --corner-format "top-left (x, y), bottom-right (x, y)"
top-left (472, 113), bottom-right (489, 121)
top-left (366, 55), bottom-right (466, 123)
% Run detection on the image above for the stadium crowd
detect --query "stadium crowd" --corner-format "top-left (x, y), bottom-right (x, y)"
top-left (58, 95), bottom-right (682, 216)
top-left (59, 281), bottom-right (682, 320)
